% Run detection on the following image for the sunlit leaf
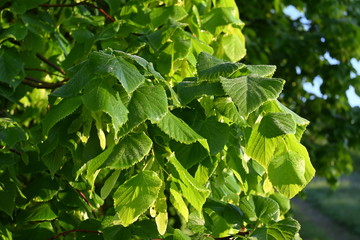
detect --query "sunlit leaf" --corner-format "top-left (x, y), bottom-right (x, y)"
top-left (113, 171), bottom-right (162, 227)
top-left (168, 154), bottom-right (210, 212)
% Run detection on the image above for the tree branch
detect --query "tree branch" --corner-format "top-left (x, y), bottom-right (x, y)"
top-left (0, 145), bottom-right (21, 156)
top-left (22, 76), bottom-right (65, 89)
top-left (40, 1), bottom-right (115, 22)
top-left (47, 229), bottom-right (101, 240)
top-left (35, 53), bottom-right (66, 75)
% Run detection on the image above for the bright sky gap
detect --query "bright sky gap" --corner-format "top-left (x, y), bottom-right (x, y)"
top-left (284, 5), bottom-right (360, 107)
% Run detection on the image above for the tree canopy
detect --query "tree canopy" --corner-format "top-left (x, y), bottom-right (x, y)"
top-left (1, 0), bottom-right (352, 239)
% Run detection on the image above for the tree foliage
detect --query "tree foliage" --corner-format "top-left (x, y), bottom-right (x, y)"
top-left (0, 0), bottom-right (314, 239)
top-left (236, 0), bottom-right (360, 184)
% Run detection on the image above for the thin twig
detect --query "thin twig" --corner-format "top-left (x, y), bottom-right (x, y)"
top-left (40, 1), bottom-right (115, 22)
top-left (75, 189), bottom-right (98, 218)
top-left (35, 53), bottom-right (66, 75)
top-left (25, 68), bottom-right (66, 78)
top-left (47, 229), bottom-right (101, 240)
top-left (0, 145), bottom-right (21, 156)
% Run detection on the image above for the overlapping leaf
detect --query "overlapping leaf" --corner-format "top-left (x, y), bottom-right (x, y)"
top-left (82, 83), bottom-right (128, 134)
top-left (89, 50), bottom-right (145, 93)
top-left (157, 112), bottom-right (209, 150)
top-left (130, 85), bottom-right (168, 122)
top-left (113, 171), bottom-right (162, 227)
top-left (168, 154), bottom-right (210, 213)
top-left (268, 135), bottom-right (315, 198)
top-left (0, 48), bottom-right (24, 89)
top-left (252, 218), bottom-right (300, 240)
top-left (240, 195), bottom-right (280, 223)
top-left (150, 6), bottom-right (188, 29)
top-left (247, 65), bottom-right (277, 77)
top-left (176, 80), bottom-right (225, 105)
top-left (42, 96), bottom-right (82, 136)
top-left (221, 76), bottom-right (285, 117)
top-left (246, 123), bottom-right (280, 168)
top-left (196, 52), bottom-right (243, 81)
top-left (85, 132), bottom-right (153, 183)
top-left (258, 112), bottom-right (296, 138)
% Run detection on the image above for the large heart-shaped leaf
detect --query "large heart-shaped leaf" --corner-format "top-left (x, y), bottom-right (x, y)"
top-left (221, 76), bottom-right (285, 117)
top-left (113, 171), bottom-right (162, 227)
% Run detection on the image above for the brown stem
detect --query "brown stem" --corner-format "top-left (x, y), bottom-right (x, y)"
top-left (25, 68), bottom-right (66, 78)
top-left (22, 76), bottom-right (64, 89)
top-left (40, 1), bottom-right (115, 22)
top-left (35, 53), bottom-right (66, 75)
top-left (47, 229), bottom-right (101, 240)
top-left (75, 189), bottom-right (98, 218)
top-left (0, 145), bottom-right (21, 156)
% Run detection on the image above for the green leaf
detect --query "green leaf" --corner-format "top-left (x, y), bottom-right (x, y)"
top-left (171, 142), bottom-right (208, 169)
top-left (103, 132), bottom-right (153, 170)
top-left (51, 62), bottom-right (93, 97)
top-left (0, 48), bottom-right (24, 89)
top-left (240, 195), bottom-right (280, 223)
top-left (113, 171), bottom-right (162, 227)
top-left (270, 193), bottom-right (291, 214)
top-left (19, 203), bottom-right (57, 222)
top-left (168, 154), bottom-right (210, 212)
top-left (89, 50), bottom-right (145, 93)
top-left (268, 135), bottom-right (315, 198)
top-left (268, 151), bottom-right (306, 186)
top-left (247, 65), bottom-right (277, 77)
top-left (213, 97), bottom-right (246, 124)
top-left (23, 176), bottom-right (59, 202)
top-left (201, 8), bottom-right (243, 34)
top-left (0, 23), bottom-right (28, 42)
top-left (204, 200), bottom-right (244, 237)
top-left (258, 113), bottom-right (296, 138)
top-left (146, 23), bottom-right (179, 53)
top-left (246, 123), bottom-right (280, 168)
top-left (173, 229), bottom-right (191, 240)
top-left (130, 85), bottom-right (168, 122)
top-left (196, 52), bottom-right (243, 81)
top-left (176, 81), bottom-right (225, 105)
top-left (42, 96), bottom-right (82, 136)
top-left (85, 146), bottom-right (114, 187)
top-left (150, 6), bottom-right (188, 29)
top-left (114, 51), bottom-right (164, 80)
top-left (218, 28), bottom-right (246, 62)
top-left (169, 183), bottom-right (189, 222)
top-left (42, 146), bottom-right (67, 176)
top-left (252, 218), bottom-right (300, 240)
top-left (82, 83), bottom-right (128, 134)
top-left (157, 112), bottom-right (208, 150)
top-left (197, 117), bottom-right (230, 155)
top-left (100, 170), bottom-right (121, 200)
top-left (154, 186), bottom-right (168, 235)
top-left (10, 0), bottom-right (48, 14)
top-left (0, 174), bottom-right (17, 218)
top-left (221, 76), bottom-right (285, 117)
top-left (103, 225), bottom-right (132, 240)
top-left (0, 223), bottom-right (12, 240)
top-left (0, 118), bottom-right (27, 147)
